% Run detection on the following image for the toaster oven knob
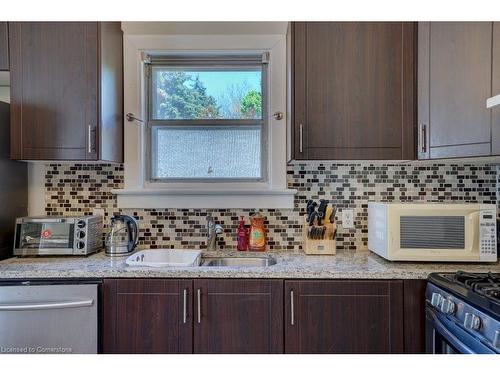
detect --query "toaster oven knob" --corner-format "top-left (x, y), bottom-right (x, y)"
top-left (76, 241), bottom-right (85, 250)
top-left (77, 230), bottom-right (86, 239)
top-left (440, 299), bottom-right (456, 315)
top-left (430, 293), bottom-right (443, 308)
top-left (464, 313), bottom-right (481, 331)
top-left (77, 220), bottom-right (86, 229)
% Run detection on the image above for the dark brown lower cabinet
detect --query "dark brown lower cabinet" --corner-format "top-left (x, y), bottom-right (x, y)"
top-left (284, 280), bottom-right (404, 353)
top-left (102, 278), bottom-right (424, 354)
top-left (193, 279), bottom-right (283, 353)
top-left (103, 279), bottom-right (193, 353)
top-left (403, 280), bottom-right (427, 353)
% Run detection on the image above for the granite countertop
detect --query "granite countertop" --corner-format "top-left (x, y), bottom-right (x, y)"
top-left (0, 250), bottom-right (500, 280)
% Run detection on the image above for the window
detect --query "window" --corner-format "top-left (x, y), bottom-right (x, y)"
top-left (116, 31), bottom-right (295, 209)
top-left (146, 54), bottom-right (268, 181)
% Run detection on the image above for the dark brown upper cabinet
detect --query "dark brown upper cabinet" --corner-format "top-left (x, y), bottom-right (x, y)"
top-left (0, 23), bottom-right (8, 71)
top-left (418, 22), bottom-right (495, 159)
top-left (9, 22), bottom-right (123, 162)
top-left (284, 280), bottom-right (404, 353)
top-left (292, 22), bottom-right (416, 160)
top-left (193, 279), bottom-right (283, 354)
top-left (102, 279), bottom-right (193, 354)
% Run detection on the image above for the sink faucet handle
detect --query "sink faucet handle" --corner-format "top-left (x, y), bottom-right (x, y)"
top-left (207, 216), bottom-right (215, 230)
top-left (214, 224), bottom-right (223, 234)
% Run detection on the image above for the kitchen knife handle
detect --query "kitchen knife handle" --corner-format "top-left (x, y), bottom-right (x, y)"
top-left (183, 288), bottom-right (188, 324)
top-left (290, 289), bottom-right (295, 326)
top-left (197, 288), bottom-right (202, 324)
top-left (299, 123), bottom-right (303, 153)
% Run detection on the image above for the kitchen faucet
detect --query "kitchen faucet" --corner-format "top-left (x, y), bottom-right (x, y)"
top-left (206, 216), bottom-right (223, 251)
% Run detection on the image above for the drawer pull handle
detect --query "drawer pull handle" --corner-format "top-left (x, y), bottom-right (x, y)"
top-left (183, 289), bottom-right (188, 324)
top-left (197, 288), bottom-right (201, 324)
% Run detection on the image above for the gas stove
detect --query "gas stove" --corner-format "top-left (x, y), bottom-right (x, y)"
top-left (426, 272), bottom-right (500, 354)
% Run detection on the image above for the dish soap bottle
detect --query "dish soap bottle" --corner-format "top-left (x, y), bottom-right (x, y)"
top-left (236, 216), bottom-right (249, 251)
top-left (248, 211), bottom-right (266, 252)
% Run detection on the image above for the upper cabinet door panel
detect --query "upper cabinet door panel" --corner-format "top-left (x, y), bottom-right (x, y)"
top-left (293, 22), bottom-right (416, 160)
top-left (0, 23), bottom-right (9, 71)
top-left (492, 22), bottom-right (500, 154)
top-left (306, 22), bottom-right (403, 148)
top-left (9, 22), bottom-right (98, 159)
top-left (429, 22), bottom-right (492, 148)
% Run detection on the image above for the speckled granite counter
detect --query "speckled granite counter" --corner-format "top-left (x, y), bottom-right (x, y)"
top-left (1, 250), bottom-right (500, 279)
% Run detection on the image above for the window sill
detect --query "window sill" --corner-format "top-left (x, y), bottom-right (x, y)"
top-left (112, 188), bottom-right (297, 209)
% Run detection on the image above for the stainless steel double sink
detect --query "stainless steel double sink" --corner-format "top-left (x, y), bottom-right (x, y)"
top-left (201, 255), bottom-right (276, 267)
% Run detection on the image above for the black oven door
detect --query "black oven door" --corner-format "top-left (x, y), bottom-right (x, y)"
top-left (426, 306), bottom-right (496, 354)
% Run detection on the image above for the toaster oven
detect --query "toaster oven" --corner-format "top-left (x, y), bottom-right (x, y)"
top-left (13, 216), bottom-right (103, 256)
top-left (368, 203), bottom-right (497, 262)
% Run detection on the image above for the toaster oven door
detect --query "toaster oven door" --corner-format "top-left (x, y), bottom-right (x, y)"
top-left (14, 221), bottom-right (75, 255)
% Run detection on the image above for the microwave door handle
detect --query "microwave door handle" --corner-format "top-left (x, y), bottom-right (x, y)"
top-left (426, 308), bottom-right (475, 354)
top-left (467, 211), bottom-right (480, 253)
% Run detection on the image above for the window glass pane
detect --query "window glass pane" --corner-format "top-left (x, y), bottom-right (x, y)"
top-left (152, 68), bottom-right (262, 120)
top-left (152, 126), bottom-right (262, 179)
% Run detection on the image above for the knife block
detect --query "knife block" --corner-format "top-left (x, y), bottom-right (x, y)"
top-left (302, 215), bottom-right (336, 255)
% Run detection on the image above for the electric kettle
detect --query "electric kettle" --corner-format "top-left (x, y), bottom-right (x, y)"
top-left (105, 215), bottom-right (139, 256)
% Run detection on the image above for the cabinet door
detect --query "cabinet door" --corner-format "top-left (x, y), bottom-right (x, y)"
top-left (193, 279), bottom-right (283, 353)
top-left (102, 279), bottom-right (193, 354)
top-left (492, 22), bottom-right (500, 154)
top-left (403, 280), bottom-right (427, 353)
top-left (0, 23), bottom-right (8, 71)
top-left (285, 280), bottom-right (404, 353)
top-left (418, 22), bottom-right (492, 159)
top-left (9, 22), bottom-right (98, 160)
top-left (293, 22), bottom-right (416, 160)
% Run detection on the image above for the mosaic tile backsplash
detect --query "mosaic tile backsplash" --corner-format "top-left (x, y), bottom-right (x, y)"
top-left (44, 162), bottom-right (497, 252)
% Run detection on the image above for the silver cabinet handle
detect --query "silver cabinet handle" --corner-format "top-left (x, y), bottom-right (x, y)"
top-left (299, 124), bottom-right (303, 153)
top-left (183, 289), bottom-right (188, 324)
top-left (87, 124), bottom-right (95, 153)
top-left (197, 288), bottom-right (201, 324)
top-left (0, 299), bottom-right (94, 311)
top-left (420, 123), bottom-right (427, 153)
top-left (290, 290), bottom-right (295, 326)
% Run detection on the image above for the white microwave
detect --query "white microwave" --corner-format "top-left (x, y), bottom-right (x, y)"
top-left (368, 203), bottom-right (497, 262)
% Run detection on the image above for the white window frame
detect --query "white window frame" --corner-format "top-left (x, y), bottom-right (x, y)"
top-left (113, 32), bottom-right (296, 209)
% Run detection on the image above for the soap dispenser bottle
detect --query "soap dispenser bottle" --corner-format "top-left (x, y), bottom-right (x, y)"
top-left (236, 216), bottom-right (248, 251)
top-left (248, 211), bottom-right (266, 252)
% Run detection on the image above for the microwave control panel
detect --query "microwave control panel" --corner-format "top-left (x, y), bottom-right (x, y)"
top-left (479, 206), bottom-right (497, 261)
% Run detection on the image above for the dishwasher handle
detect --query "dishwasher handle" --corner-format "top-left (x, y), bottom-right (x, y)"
top-left (0, 299), bottom-right (94, 311)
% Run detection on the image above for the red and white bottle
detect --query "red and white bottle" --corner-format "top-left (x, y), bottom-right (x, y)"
top-left (236, 216), bottom-right (249, 251)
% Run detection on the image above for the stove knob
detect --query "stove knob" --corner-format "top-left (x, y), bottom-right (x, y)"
top-left (76, 241), bottom-right (85, 250)
top-left (430, 292), bottom-right (443, 308)
top-left (440, 298), bottom-right (456, 315)
top-left (464, 313), bottom-right (481, 331)
top-left (494, 331), bottom-right (500, 350)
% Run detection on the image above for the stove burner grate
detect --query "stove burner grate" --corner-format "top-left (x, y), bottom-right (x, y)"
top-left (451, 271), bottom-right (500, 302)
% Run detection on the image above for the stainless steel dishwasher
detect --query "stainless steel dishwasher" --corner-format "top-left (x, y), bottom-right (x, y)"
top-left (0, 280), bottom-right (99, 354)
